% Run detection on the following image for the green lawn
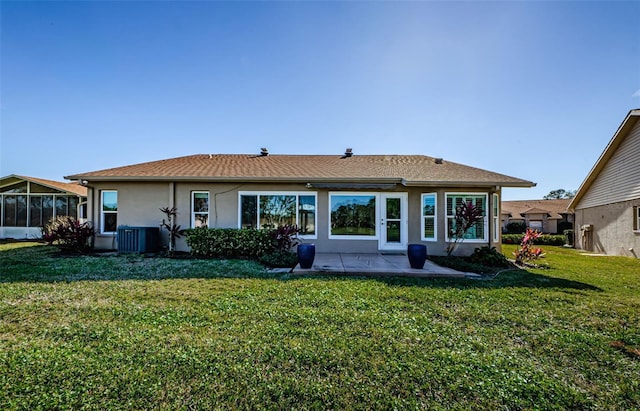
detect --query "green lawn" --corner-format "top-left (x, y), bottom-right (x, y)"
top-left (1, 242), bottom-right (639, 410)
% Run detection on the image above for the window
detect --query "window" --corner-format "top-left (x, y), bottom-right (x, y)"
top-left (421, 193), bottom-right (437, 241)
top-left (192, 192), bottom-right (210, 227)
top-left (68, 197), bottom-right (78, 219)
top-left (55, 197), bottom-right (68, 218)
top-left (239, 192), bottom-right (316, 236)
top-left (445, 193), bottom-right (487, 242)
top-left (529, 220), bottom-right (543, 232)
top-left (329, 193), bottom-right (376, 238)
top-left (101, 191), bottom-right (118, 234)
top-left (493, 193), bottom-right (500, 242)
top-left (42, 196), bottom-right (54, 224)
top-left (634, 206), bottom-right (639, 231)
top-left (30, 196), bottom-right (43, 227)
top-left (3, 196), bottom-right (17, 226)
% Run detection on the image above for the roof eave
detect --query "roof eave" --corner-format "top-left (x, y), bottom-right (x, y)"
top-left (66, 175), bottom-right (536, 188)
top-left (402, 180), bottom-right (535, 188)
top-left (569, 109), bottom-right (640, 211)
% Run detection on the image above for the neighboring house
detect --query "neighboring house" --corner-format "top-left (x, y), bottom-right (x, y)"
top-left (0, 175), bottom-right (88, 239)
top-left (569, 109), bottom-right (640, 257)
top-left (65, 151), bottom-right (535, 255)
top-left (501, 199), bottom-right (573, 234)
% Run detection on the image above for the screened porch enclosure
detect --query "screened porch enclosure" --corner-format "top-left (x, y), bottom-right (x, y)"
top-left (0, 177), bottom-right (87, 238)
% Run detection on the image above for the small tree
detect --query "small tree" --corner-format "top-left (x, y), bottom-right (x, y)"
top-left (513, 228), bottom-right (545, 264)
top-left (160, 206), bottom-right (184, 256)
top-left (543, 189), bottom-right (576, 199)
top-left (446, 201), bottom-right (484, 256)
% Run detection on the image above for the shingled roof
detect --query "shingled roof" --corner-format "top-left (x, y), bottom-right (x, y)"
top-left (501, 199), bottom-right (571, 220)
top-left (1, 174), bottom-right (87, 197)
top-left (65, 154), bottom-right (535, 187)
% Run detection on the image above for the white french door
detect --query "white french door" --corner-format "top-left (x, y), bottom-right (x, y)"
top-left (379, 193), bottom-right (408, 251)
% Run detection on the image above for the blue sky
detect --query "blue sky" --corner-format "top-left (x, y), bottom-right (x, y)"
top-left (1, 1), bottom-right (639, 200)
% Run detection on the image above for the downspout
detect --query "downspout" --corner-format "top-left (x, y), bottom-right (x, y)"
top-left (169, 182), bottom-right (175, 210)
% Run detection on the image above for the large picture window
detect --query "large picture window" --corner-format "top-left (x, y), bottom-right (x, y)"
top-left (330, 193), bottom-right (376, 238)
top-left (191, 192), bottom-right (210, 228)
top-left (421, 193), bottom-right (437, 241)
top-left (445, 193), bottom-right (487, 242)
top-left (239, 192), bottom-right (316, 236)
top-left (101, 190), bottom-right (118, 234)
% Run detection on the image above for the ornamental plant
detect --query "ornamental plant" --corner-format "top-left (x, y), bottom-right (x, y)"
top-left (513, 228), bottom-right (545, 264)
top-left (41, 216), bottom-right (95, 253)
top-left (446, 200), bottom-right (484, 256)
top-left (160, 206), bottom-right (185, 256)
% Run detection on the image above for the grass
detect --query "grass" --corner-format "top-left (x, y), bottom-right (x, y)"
top-left (1, 242), bottom-right (639, 409)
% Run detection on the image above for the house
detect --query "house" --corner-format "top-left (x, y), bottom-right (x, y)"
top-left (568, 109), bottom-right (640, 257)
top-left (0, 175), bottom-right (88, 239)
top-left (500, 199), bottom-right (573, 234)
top-left (64, 150), bottom-right (535, 255)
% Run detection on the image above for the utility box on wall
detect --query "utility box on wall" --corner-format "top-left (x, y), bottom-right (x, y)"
top-left (117, 226), bottom-right (160, 253)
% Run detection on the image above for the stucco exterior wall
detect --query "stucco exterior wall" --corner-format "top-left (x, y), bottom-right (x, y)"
top-left (574, 199), bottom-right (640, 258)
top-left (87, 181), bottom-right (501, 256)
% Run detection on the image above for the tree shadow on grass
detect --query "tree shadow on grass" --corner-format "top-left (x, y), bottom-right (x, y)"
top-left (0, 244), bottom-right (602, 291)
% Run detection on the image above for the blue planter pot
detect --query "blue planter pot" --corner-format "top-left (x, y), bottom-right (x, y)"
top-left (297, 243), bottom-right (316, 269)
top-left (407, 244), bottom-right (427, 269)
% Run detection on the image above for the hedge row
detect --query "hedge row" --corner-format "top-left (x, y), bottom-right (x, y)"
top-left (185, 227), bottom-right (275, 259)
top-left (502, 234), bottom-right (567, 246)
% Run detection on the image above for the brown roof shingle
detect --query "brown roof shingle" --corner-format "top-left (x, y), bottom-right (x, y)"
top-left (0, 174), bottom-right (88, 196)
top-left (501, 199), bottom-right (571, 220)
top-left (65, 154), bottom-right (535, 187)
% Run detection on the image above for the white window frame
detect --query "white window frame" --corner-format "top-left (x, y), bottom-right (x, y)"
top-left (328, 192), bottom-right (378, 240)
top-left (493, 193), bottom-right (500, 242)
top-left (100, 190), bottom-right (118, 235)
top-left (191, 191), bottom-right (210, 228)
top-left (635, 206), bottom-right (640, 232)
top-left (421, 193), bottom-right (437, 241)
top-left (445, 192), bottom-right (488, 243)
top-left (238, 191), bottom-right (317, 239)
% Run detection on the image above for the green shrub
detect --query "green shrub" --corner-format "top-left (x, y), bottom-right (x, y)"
top-left (502, 233), bottom-right (565, 246)
top-left (502, 234), bottom-right (522, 244)
top-left (535, 235), bottom-right (566, 246)
top-left (505, 221), bottom-right (526, 234)
top-left (469, 246), bottom-right (510, 268)
top-left (185, 227), bottom-right (274, 259)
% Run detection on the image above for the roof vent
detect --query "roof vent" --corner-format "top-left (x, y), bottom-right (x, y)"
top-left (434, 157), bottom-right (443, 164)
top-left (344, 148), bottom-right (353, 158)
top-left (260, 148), bottom-right (269, 156)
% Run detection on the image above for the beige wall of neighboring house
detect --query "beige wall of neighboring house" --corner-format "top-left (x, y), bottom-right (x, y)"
top-left (573, 200), bottom-right (640, 257)
top-left (570, 109), bottom-right (640, 257)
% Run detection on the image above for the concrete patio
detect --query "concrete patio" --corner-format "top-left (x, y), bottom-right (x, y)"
top-left (292, 253), bottom-right (479, 279)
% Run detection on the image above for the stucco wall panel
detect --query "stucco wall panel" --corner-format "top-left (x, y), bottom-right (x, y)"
top-left (574, 199), bottom-right (640, 257)
top-left (87, 181), bottom-right (500, 255)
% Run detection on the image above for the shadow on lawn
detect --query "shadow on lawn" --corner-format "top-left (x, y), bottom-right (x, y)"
top-left (0, 244), bottom-right (602, 292)
top-left (367, 270), bottom-right (603, 292)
